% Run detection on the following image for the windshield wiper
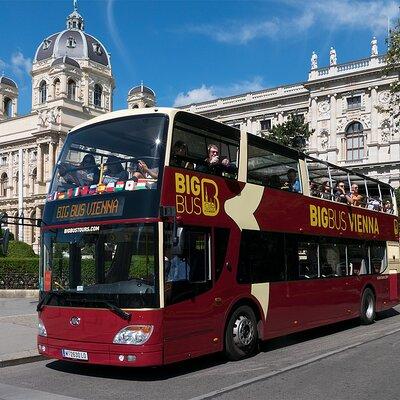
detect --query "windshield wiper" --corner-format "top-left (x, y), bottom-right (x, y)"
top-left (37, 291), bottom-right (62, 312)
top-left (68, 298), bottom-right (131, 321)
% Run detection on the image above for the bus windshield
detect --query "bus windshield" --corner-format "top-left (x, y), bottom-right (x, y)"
top-left (49, 115), bottom-right (167, 195)
top-left (41, 224), bottom-right (159, 308)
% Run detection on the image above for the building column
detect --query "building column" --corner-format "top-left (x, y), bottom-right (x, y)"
top-left (49, 141), bottom-right (55, 179)
top-left (37, 144), bottom-right (43, 183)
top-left (24, 149), bottom-right (29, 197)
top-left (8, 151), bottom-right (13, 195)
top-left (370, 86), bottom-right (378, 137)
top-left (330, 94), bottom-right (337, 140)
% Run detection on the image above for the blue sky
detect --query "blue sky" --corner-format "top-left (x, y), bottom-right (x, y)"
top-left (0, 0), bottom-right (398, 115)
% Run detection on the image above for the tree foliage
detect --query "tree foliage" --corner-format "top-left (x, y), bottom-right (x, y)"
top-left (262, 114), bottom-right (314, 150)
top-left (380, 18), bottom-right (400, 120)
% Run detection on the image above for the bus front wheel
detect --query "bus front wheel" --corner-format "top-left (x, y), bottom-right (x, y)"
top-left (360, 288), bottom-right (376, 325)
top-left (224, 305), bottom-right (258, 361)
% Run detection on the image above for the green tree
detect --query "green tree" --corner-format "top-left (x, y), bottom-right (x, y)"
top-left (262, 114), bottom-right (314, 150)
top-left (379, 18), bottom-right (400, 121)
top-left (395, 187), bottom-right (400, 211)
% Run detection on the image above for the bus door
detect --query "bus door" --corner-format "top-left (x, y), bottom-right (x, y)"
top-left (163, 226), bottom-right (218, 364)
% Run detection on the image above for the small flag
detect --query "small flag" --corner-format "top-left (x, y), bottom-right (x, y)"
top-left (136, 179), bottom-right (147, 190)
top-left (81, 186), bottom-right (89, 196)
top-left (57, 191), bottom-right (66, 200)
top-left (73, 187), bottom-right (80, 197)
top-left (89, 184), bottom-right (97, 194)
top-left (115, 181), bottom-right (125, 191)
top-left (67, 188), bottom-right (74, 198)
top-left (106, 182), bottom-right (115, 192)
top-left (125, 180), bottom-right (137, 191)
top-left (97, 183), bottom-right (106, 193)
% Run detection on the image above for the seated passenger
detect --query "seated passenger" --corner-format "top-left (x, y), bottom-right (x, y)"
top-left (367, 197), bottom-right (381, 211)
top-left (78, 154), bottom-right (100, 185)
top-left (131, 160), bottom-right (158, 180)
top-left (268, 175), bottom-right (282, 189)
top-left (283, 168), bottom-right (301, 192)
top-left (310, 181), bottom-right (320, 197)
top-left (103, 156), bottom-right (129, 184)
top-left (171, 141), bottom-right (194, 169)
top-left (348, 184), bottom-right (363, 207)
top-left (320, 181), bottom-right (332, 200)
top-left (384, 200), bottom-right (393, 214)
top-left (334, 181), bottom-right (351, 204)
top-left (196, 144), bottom-right (237, 177)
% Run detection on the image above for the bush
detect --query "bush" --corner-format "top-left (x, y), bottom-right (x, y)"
top-left (0, 241), bottom-right (38, 258)
top-left (0, 257), bottom-right (39, 274)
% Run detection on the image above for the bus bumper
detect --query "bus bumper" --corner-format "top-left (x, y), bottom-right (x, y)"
top-left (37, 336), bottom-right (163, 367)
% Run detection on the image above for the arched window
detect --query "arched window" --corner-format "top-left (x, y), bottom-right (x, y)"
top-left (346, 122), bottom-right (364, 161)
top-left (3, 97), bottom-right (12, 117)
top-left (94, 84), bottom-right (102, 107)
top-left (39, 81), bottom-right (47, 104)
top-left (131, 104), bottom-right (139, 109)
top-left (53, 78), bottom-right (61, 97)
top-left (1, 172), bottom-right (8, 197)
top-left (67, 79), bottom-right (76, 100)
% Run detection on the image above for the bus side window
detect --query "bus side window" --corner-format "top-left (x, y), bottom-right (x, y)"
top-left (369, 243), bottom-right (387, 274)
top-left (297, 242), bottom-right (319, 279)
top-left (237, 230), bottom-right (285, 283)
top-left (165, 227), bottom-right (212, 305)
top-left (214, 228), bottom-right (230, 282)
top-left (348, 243), bottom-right (369, 275)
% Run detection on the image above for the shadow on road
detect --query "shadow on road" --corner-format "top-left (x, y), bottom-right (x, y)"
top-left (45, 307), bottom-right (400, 381)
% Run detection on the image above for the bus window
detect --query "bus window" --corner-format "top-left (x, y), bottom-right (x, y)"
top-left (247, 144), bottom-right (302, 193)
top-left (348, 243), bottom-right (369, 275)
top-left (306, 158), bottom-right (332, 200)
top-left (214, 228), bottom-right (230, 282)
top-left (297, 241), bottom-right (319, 279)
top-left (237, 230), bottom-right (285, 283)
top-left (319, 241), bottom-right (347, 277)
top-left (171, 116), bottom-right (239, 179)
top-left (164, 226), bottom-right (212, 305)
top-left (370, 243), bottom-right (387, 274)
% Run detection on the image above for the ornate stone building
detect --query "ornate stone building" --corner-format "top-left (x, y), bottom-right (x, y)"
top-left (182, 39), bottom-right (400, 188)
top-left (0, 4), bottom-right (115, 251)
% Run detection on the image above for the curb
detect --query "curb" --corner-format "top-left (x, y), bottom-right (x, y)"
top-left (0, 290), bottom-right (39, 299)
top-left (0, 354), bottom-right (46, 368)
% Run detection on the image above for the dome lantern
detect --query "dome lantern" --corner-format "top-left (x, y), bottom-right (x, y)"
top-left (66, 0), bottom-right (84, 31)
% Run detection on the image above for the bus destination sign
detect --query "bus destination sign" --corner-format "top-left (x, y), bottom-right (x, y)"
top-left (54, 198), bottom-right (125, 222)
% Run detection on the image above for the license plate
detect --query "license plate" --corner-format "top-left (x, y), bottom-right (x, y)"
top-left (61, 349), bottom-right (88, 361)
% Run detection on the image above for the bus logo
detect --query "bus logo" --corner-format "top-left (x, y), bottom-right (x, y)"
top-left (175, 173), bottom-right (220, 217)
top-left (70, 316), bottom-right (81, 326)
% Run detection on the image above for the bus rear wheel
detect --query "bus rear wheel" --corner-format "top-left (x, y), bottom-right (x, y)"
top-left (224, 305), bottom-right (258, 361)
top-left (360, 288), bottom-right (376, 325)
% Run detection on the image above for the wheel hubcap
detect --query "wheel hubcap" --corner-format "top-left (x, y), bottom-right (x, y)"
top-left (365, 296), bottom-right (374, 319)
top-left (233, 315), bottom-right (255, 348)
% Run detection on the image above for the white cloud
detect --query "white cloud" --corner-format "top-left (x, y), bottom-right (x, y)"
top-left (173, 77), bottom-right (264, 107)
top-left (174, 85), bottom-right (216, 107)
top-left (186, 0), bottom-right (398, 44)
top-left (10, 51), bottom-right (31, 77)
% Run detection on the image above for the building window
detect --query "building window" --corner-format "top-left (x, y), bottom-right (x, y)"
top-left (92, 42), bottom-right (103, 55)
top-left (67, 79), bottom-right (76, 100)
top-left (42, 39), bottom-right (51, 50)
top-left (293, 114), bottom-right (305, 123)
top-left (93, 84), bottom-right (102, 107)
top-left (260, 119), bottom-right (272, 131)
top-left (39, 81), bottom-right (47, 104)
top-left (346, 122), bottom-right (364, 161)
top-left (347, 95), bottom-right (361, 110)
top-left (67, 37), bottom-right (76, 48)
top-left (0, 173), bottom-right (8, 197)
top-left (0, 156), bottom-right (7, 166)
top-left (3, 97), bottom-right (12, 117)
top-left (53, 78), bottom-right (61, 97)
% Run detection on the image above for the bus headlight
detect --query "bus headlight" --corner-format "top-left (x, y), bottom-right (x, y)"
top-left (38, 319), bottom-right (47, 337)
top-left (113, 325), bottom-right (153, 345)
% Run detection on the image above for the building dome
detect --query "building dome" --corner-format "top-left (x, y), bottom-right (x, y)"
top-left (33, 3), bottom-right (110, 67)
top-left (51, 55), bottom-right (81, 68)
top-left (0, 76), bottom-right (17, 88)
top-left (128, 85), bottom-right (156, 97)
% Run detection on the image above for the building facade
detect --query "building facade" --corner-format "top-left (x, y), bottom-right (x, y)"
top-left (182, 40), bottom-right (400, 188)
top-left (0, 4), bottom-right (115, 251)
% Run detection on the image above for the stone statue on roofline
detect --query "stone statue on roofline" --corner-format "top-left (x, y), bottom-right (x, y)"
top-left (329, 47), bottom-right (337, 66)
top-left (311, 51), bottom-right (318, 70)
top-left (371, 37), bottom-right (378, 57)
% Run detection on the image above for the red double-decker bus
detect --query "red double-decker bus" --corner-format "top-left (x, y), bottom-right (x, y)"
top-left (37, 108), bottom-right (400, 366)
